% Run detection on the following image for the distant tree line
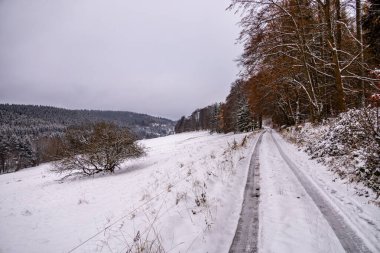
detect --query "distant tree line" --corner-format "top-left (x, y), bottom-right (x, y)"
top-left (0, 104), bottom-right (174, 174)
top-left (175, 104), bottom-right (221, 133)
top-left (175, 81), bottom-right (258, 134)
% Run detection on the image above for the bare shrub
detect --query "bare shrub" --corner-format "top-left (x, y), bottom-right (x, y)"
top-left (54, 122), bottom-right (144, 177)
top-left (125, 230), bottom-right (165, 253)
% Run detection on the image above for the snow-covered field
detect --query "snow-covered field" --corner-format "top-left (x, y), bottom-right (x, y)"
top-left (0, 131), bottom-right (256, 253)
top-left (1, 130), bottom-right (379, 253)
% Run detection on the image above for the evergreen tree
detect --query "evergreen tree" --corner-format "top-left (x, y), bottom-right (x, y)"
top-left (237, 98), bottom-right (254, 132)
top-left (210, 104), bottom-right (221, 133)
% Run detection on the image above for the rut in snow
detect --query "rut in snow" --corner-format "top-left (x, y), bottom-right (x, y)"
top-left (229, 131), bottom-right (264, 253)
top-left (269, 130), bottom-right (373, 253)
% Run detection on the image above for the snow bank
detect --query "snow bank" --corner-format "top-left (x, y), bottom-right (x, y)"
top-left (282, 109), bottom-right (380, 200)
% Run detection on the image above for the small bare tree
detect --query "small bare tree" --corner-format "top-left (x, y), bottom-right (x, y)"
top-left (55, 122), bottom-right (144, 177)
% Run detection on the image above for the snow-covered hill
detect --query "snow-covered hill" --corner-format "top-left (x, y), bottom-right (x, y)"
top-left (0, 131), bottom-right (255, 253)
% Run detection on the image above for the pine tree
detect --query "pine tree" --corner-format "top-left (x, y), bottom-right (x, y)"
top-left (210, 104), bottom-right (221, 133)
top-left (237, 98), bottom-right (253, 132)
top-left (0, 134), bottom-right (10, 173)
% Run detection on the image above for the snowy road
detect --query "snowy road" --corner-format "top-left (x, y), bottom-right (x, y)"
top-left (230, 129), bottom-right (378, 253)
top-left (269, 130), bottom-right (372, 253)
top-left (229, 131), bottom-right (264, 253)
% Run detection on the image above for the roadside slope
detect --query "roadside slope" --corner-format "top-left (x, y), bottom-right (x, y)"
top-left (271, 130), bottom-right (380, 252)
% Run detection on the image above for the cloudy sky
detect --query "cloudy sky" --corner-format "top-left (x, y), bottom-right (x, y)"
top-left (0, 0), bottom-right (242, 120)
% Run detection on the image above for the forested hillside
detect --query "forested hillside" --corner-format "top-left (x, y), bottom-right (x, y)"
top-left (0, 104), bottom-right (174, 173)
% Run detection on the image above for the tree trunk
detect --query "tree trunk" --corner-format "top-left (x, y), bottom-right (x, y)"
top-left (335, 0), bottom-right (342, 51)
top-left (356, 0), bottom-right (365, 106)
top-left (325, 0), bottom-right (346, 112)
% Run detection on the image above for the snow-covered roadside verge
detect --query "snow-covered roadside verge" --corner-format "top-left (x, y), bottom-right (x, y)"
top-left (271, 130), bottom-right (380, 252)
top-left (0, 131), bottom-right (257, 253)
top-left (280, 109), bottom-right (380, 199)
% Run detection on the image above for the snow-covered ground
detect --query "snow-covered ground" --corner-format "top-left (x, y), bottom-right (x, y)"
top-left (0, 131), bottom-right (256, 253)
top-left (1, 130), bottom-right (379, 253)
top-left (259, 131), bottom-right (341, 252)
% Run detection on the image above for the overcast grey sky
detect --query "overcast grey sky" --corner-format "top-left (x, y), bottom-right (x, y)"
top-left (0, 0), bottom-right (242, 120)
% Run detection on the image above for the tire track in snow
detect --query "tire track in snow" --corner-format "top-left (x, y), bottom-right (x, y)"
top-left (229, 131), bottom-right (264, 253)
top-left (269, 130), bottom-right (373, 253)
